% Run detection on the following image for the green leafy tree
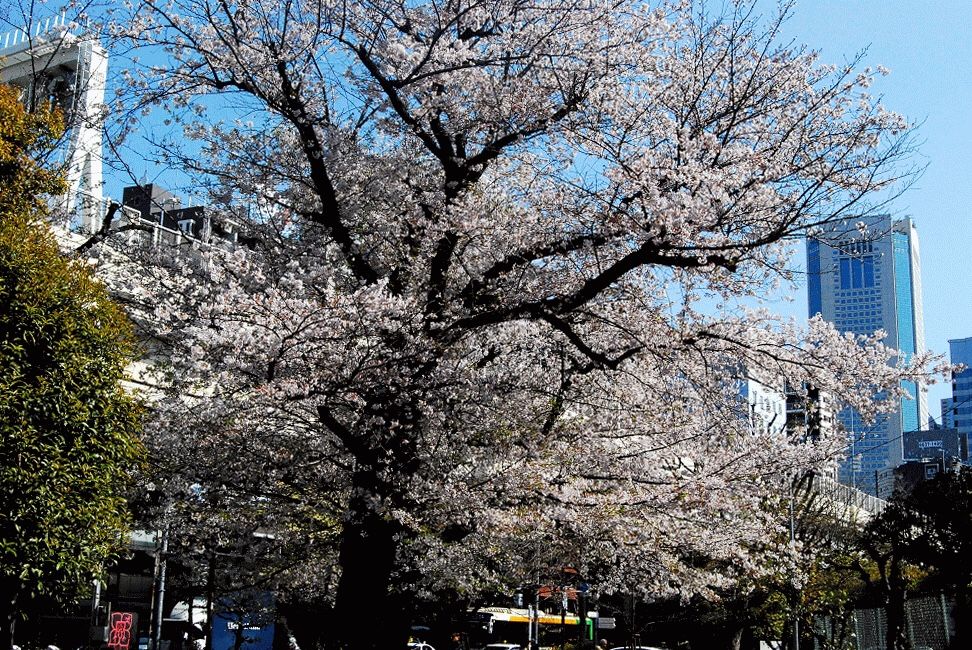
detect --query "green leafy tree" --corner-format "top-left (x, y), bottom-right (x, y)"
top-left (884, 466), bottom-right (972, 647)
top-left (0, 84), bottom-right (144, 648)
top-left (856, 476), bottom-right (955, 650)
top-left (902, 467), bottom-right (972, 589)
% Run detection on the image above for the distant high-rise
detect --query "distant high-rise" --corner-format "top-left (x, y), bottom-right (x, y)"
top-left (807, 216), bottom-right (927, 495)
top-left (942, 337), bottom-right (972, 462)
top-left (785, 382), bottom-right (835, 443)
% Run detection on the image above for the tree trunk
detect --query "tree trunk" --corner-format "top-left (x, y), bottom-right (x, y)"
top-left (331, 486), bottom-right (410, 650)
top-left (0, 577), bottom-right (19, 650)
top-left (234, 615), bottom-right (246, 650)
top-left (726, 626), bottom-right (743, 650)
top-left (885, 594), bottom-right (908, 650)
top-left (884, 568), bottom-right (909, 650)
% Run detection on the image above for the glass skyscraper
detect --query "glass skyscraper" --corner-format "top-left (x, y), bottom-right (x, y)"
top-left (807, 216), bottom-right (927, 495)
top-left (942, 337), bottom-right (972, 461)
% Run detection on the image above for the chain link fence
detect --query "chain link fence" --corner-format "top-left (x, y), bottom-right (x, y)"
top-left (812, 594), bottom-right (955, 650)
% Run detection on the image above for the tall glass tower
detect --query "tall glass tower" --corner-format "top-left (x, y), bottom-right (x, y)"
top-left (807, 216), bottom-right (927, 495)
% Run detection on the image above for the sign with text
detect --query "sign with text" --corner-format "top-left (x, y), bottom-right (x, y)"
top-left (107, 612), bottom-right (138, 650)
top-left (903, 428), bottom-right (962, 461)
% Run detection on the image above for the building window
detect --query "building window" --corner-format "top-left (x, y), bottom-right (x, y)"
top-left (839, 255), bottom-right (876, 290)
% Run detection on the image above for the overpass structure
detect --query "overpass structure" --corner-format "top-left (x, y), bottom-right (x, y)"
top-left (0, 13), bottom-right (107, 233)
top-left (802, 472), bottom-right (887, 527)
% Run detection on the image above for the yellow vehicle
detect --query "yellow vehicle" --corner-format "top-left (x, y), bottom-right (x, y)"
top-left (471, 607), bottom-right (592, 650)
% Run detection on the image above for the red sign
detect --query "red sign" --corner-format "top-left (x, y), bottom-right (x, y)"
top-left (107, 612), bottom-right (136, 650)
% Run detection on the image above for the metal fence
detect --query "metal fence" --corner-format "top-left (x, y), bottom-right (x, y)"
top-left (810, 474), bottom-right (887, 519)
top-left (0, 12), bottom-right (69, 53)
top-left (813, 594), bottom-right (955, 650)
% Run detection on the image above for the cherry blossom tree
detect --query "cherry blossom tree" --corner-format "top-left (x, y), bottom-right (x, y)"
top-left (105, 1), bottom-right (939, 649)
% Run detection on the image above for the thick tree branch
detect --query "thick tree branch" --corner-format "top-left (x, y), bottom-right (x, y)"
top-left (317, 404), bottom-right (373, 467)
top-left (272, 57), bottom-right (380, 285)
top-left (448, 237), bottom-right (740, 336)
top-left (74, 201), bottom-right (121, 256)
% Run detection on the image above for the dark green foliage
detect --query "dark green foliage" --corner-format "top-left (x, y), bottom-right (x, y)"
top-left (0, 83), bottom-right (144, 642)
top-left (881, 467), bottom-right (972, 648)
top-left (859, 466), bottom-right (972, 650)
top-left (900, 466), bottom-right (972, 588)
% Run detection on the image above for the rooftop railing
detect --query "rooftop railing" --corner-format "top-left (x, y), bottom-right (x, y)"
top-left (0, 12), bottom-right (70, 53)
top-left (70, 189), bottom-right (238, 252)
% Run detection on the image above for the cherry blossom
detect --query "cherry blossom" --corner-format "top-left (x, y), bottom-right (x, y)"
top-left (101, 2), bottom-right (941, 648)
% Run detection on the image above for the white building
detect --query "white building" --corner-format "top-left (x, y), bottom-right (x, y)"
top-left (738, 370), bottom-right (787, 436)
top-left (0, 15), bottom-right (107, 233)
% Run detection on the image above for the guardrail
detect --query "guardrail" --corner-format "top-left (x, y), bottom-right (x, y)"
top-left (71, 190), bottom-right (235, 252)
top-left (811, 473), bottom-right (887, 518)
top-left (0, 12), bottom-right (69, 53)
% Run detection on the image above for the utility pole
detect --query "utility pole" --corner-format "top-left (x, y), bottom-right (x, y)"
top-left (850, 412), bottom-right (857, 490)
top-left (527, 601), bottom-right (534, 650)
top-left (789, 476), bottom-right (800, 650)
top-left (534, 586), bottom-right (541, 650)
top-left (578, 587), bottom-right (587, 645)
top-left (151, 527), bottom-right (169, 650)
top-left (204, 556), bottom-right (217, 650)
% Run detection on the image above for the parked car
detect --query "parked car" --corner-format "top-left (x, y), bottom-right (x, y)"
top-left (483, 644), bottom-right (521, 650)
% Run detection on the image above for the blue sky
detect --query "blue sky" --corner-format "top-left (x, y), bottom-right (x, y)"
top-left (758, 0), bottom-right (972, 419)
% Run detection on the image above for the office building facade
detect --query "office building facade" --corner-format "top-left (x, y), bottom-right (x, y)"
top-left (786, 382), bottom-right (836, 443)
top-left (807, 216), bottom-right (928, 493)
top-left (942, 337), bottom-right (972, 463)
top-left (739, 371), bottom-right (787, 437)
